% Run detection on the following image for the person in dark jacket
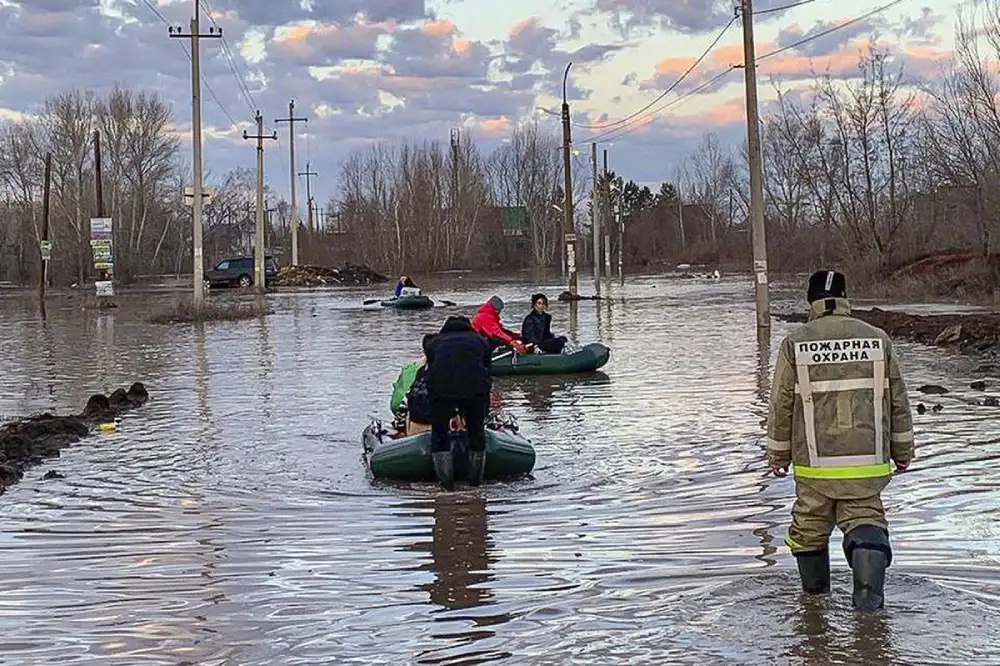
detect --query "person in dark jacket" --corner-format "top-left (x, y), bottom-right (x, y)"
top-left (425, 315), bottom-right (492, 488)
top-left (521, 293), bottom-right (567, 354)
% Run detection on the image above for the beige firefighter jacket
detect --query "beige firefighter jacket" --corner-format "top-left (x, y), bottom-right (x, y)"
top-left (767, 297), bottom-right (915, 499)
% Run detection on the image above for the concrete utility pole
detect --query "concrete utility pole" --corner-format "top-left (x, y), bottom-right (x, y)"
top-left (169, 2), bottom-right (221, 308)
top-left (561, 62), bottom-right (578, 296)
top-left (740, 0), bottom-right (771, 328)
top-left (274, 100), bottom-right (307, 266)
top-left (603, 149), bottom-right (611, 277)
top-left (243, 110), bottom-right (277, 292)
top-left (590, 142), bottom-right (600, 296)
top-left (39, 152), bottom-right (52, 301)
top-left (299, 162), bottom-right (317, 233)
top-left (450, 127), bottom-right (460, 263)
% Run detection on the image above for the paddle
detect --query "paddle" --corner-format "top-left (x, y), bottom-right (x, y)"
top-left (434, 299), bottom-right (456, 307)
top-left (362, 298), bottom-right (384, 305)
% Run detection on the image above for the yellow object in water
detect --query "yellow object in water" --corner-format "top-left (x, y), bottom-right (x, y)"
top-left (98, 422), bottom-right (116, 432)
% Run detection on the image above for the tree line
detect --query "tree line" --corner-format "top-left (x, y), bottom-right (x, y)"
top-left (4, 5), bottom-right (1000, 286)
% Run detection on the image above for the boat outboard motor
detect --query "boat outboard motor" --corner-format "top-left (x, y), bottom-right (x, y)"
top-left (844, 524), bottom-right (892, 611)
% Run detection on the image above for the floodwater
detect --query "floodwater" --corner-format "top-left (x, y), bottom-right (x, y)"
top-left (1, 273), bottom-right (999, 665)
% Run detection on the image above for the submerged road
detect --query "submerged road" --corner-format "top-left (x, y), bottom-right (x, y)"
top-left (0, 273), bottom-right (998, 665)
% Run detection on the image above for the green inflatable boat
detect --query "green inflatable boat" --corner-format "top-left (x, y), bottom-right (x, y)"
top-left (490, 342), bottom-right (610, 376)
top-left (380, 294), bottom-right (434, 309)
top-left (363, 418), bottom-right (535, 482)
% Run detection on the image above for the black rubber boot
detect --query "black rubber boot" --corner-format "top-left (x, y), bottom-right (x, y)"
top-left (850, 548), bottom-right (887, 612)
top-left (467, 451), bottom-right (486, 486)
top-left (794, 549), bottom-right (831, 594)
top-left (432, 451), bottom-right (454, 490)
top-left (844, 525), bottom-right (892, 612)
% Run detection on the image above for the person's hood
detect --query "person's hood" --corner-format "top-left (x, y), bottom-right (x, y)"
top-left (440, 315), bottom-right (474, 333)
top-left (476, 301), bottom-right (499, 318)
top-left (808, 296), bottom-right (851, 322)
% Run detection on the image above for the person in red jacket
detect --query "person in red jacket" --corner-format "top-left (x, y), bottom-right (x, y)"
top-left (471, 296), bottom-right (529, 353)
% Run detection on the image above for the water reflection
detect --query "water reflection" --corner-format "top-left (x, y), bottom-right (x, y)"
top-left (420, 493), bottom-right (495, 612)
top-left (508, 372), bottom-right (612, 415)
top-left (788, 599), bottom-right (897, 666)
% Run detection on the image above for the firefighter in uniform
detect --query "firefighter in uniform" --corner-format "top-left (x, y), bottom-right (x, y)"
top-left (767, 270), bottom-right (915, 611)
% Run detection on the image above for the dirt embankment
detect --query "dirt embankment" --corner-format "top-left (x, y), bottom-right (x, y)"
top-left (0, 382), bottom-right (149, 495)
top-left (277, 263), bottom-right (388, 287)
top-left (859, 253), bottom-right (1000, 302)
top-left (775, 307), bottom-right (1000, 354)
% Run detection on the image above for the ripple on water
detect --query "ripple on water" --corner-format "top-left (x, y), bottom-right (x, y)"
top-left (0, 278), bottom-right (998, 664)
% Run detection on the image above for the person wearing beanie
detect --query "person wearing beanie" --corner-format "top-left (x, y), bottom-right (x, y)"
top-left (520, 293), bottom-right (568, 354)
top-left (470, 295), bottom-right (529, 354)
top-left (766, 269), bottom-right (915, 612)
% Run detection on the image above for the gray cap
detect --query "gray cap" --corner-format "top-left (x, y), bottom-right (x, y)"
top-left (489, 295), bottom-right (504, 312)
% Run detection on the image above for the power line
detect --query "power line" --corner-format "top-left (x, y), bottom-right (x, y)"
top-left (198, 0), bottom-right (259, 116)
top-left (581, 0), bottom-right (910, 143)
top-left (574, 15), bottom-right (738, 130)
top-left (140, 0), bottom-right (237, 127)
top-left (755, 0), bottom-right (818, 15)
top-left (759, 0), bottom-right (907, 60)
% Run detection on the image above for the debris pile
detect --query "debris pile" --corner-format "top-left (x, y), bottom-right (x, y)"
top-left (0, 382), bottom-right (149, 494)
top-left (277, 263), bottom-right (388, 287)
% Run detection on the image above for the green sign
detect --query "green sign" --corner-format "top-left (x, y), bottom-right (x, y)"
top-left (501, 206), bottom-right (526, 236)
top-left (40, 240), bottom-right (52, 261)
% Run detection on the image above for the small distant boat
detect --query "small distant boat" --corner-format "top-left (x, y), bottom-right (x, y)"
top-left (379, 294), bottom-right (434, 310)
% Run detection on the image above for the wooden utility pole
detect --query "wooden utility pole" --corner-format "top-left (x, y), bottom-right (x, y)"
top-left (591, 142), bottom-right (600, 296)
top-left (603, 149), bottom-right (611, 276)
top-left (242, 110), bottom-right (277, 292)
top-left (169, 3), bottom-right (221, 308)
top-left (740, 0), bottom-right (770, 328)
top-left (39, 153), bottom-right (52, 300)
top-left (678, 188), bottom-right (686, 249)
top-left (274, 100), bottom-right (307, 265)
top-left (299, 162), bottom-right (317, 233)
top-left (94, 130), bottom-right (104, 217)
top-left (450, 128), bottom-right (460, 264)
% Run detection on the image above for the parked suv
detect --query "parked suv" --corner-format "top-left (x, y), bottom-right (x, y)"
top-left (204, 255), bottom-right (278, 289)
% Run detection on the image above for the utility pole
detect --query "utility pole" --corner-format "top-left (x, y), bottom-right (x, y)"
top-left (39, 153), bottom-right (52, 301)
top-left (740, 0), bottom-right (771, 328)
top-left (616, 193), bottom-right (623, 279)
top-left (561, 62), bottom-right (578, 296)
top-left (242, 110), bottom-right (277, 292)
top-left (274, 100), bottom-right (307, 266)
top-left (450, 128), bottom-right (460, 264)
top-left (678, 187), bottom-right (686, 249)
top-left (591, 142), bottom-right (600, 296)
top-left (169, 4), bottom-right (221, 309)
top-left (299, 162), bottom-right (317, 233)
top-left (603, 149), bottom-right (611, 276)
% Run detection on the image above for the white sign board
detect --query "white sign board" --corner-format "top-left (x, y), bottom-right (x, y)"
top-left (40, 240), bottom-right (52, 261)
top-left (90, 217), bottom-right (112, 238)
top-left (95, 280), bottom-right (115, 297)
top-left (183, 187), bottom-right (214, 206)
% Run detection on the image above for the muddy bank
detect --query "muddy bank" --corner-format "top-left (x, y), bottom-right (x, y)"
top-left (0, 382), bottom-right (149, 495)
top-left (277, 263), bottom-right (388, 287)
top-left (775, 307), bottom-right (1000, 354)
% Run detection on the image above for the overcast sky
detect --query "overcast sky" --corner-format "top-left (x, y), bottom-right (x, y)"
top-left (0, 0), bottom-right (953, 206)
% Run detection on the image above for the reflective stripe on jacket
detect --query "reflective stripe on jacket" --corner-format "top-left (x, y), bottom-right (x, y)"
top-left (767, 297), bottom-right (915, 496)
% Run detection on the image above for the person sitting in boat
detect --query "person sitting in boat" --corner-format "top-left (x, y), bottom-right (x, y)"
top-left (471, 295), bottom-right (529, 354)
top-left (521, 293), bottom-right (568, 354)
top-left (394, 275), bottom-right (420, 297)
top-left (390, 334), bottom-right (435, 435)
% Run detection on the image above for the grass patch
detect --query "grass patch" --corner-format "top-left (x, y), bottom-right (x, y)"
top-left (853, 255), bottom-right (1000, 305)
top-left (148, 297), bottom-right (273, 324)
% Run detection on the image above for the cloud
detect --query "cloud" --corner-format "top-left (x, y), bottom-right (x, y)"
top-left (589, 0), bottom-right (807, 36)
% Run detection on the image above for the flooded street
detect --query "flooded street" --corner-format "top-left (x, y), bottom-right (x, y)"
top-left (1, 274), bottom-right (999, 665)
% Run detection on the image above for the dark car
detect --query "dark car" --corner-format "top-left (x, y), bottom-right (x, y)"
top-left (204, 255), bottom-right (278, 289)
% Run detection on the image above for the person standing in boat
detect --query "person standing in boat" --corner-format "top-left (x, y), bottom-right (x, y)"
top-left (471, 296), bottom-right (529, 354)
top-left (767, 270), bottom-right (915, 612)
top-left (425, 316), bottom-right (492, 489)
top-left (521, 293), bottom-right (568, 354)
